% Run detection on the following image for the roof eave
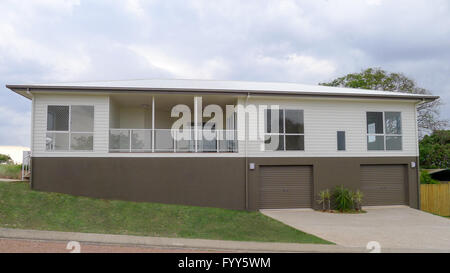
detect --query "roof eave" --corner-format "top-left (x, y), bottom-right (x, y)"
top-left (5, 84), bottom-right (440, 101)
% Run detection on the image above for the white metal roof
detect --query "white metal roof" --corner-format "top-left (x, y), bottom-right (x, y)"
top-left (5, 78), bottom-right (439, 100)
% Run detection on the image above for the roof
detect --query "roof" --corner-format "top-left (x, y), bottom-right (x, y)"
top-left (424, 169), bottom-right (447, 175)
top-left (5, 79), bottom-right (439, 101)
top-left (425, 169), bottom-right (450, 182)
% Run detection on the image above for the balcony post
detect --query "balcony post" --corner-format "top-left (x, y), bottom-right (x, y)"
top-left (152, 96), bottom-right (155, 152)
top-left (217, 130), bottom-right (219, 153)
top-left (129, 129), bottom-right (132, 152)
top-left (194, 96), bottom-right (202, 153)
top-left (174, 130), bottom-right (176, 152)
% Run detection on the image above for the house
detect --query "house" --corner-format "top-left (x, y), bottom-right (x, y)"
top-left (6, 79), bottom-right (438, 210)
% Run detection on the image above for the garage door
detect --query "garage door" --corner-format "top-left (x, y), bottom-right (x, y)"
top-left (360, 165), bottom-right (407, 206)
top-left (259, 166), bottom-right (312, 209)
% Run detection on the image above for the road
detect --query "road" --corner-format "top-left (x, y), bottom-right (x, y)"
top-left (0, 238), bottom-right (218, 253)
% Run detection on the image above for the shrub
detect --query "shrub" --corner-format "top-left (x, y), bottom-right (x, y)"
top-left (317, 189), bottom-right (331, 211)
top-left (420, 170), bottom-right (440, 184)
top-left (333, 185), bottom-right (353, 211)
top-left (353, 190), bottom-right (364, 210)
top-left (0, 164), bottom-right (22, 179)
top-left (0, 154), bottom-right (12, 164)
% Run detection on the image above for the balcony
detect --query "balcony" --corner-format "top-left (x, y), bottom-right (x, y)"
top-left (108, 93), bottom-right (238, 153)
top-left (109, 129), bottom-right (238, 153)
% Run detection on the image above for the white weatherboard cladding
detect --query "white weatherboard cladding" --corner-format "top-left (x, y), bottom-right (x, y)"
top-left (32, 93), bottom-right (419, 158)
top-left (32, 94), bottom-right (109, 156)
top-left (238, 97), bottom-right (418, 157)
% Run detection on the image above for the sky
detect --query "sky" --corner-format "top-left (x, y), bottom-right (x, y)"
top-left (0, 0), bottom-right (449, 147)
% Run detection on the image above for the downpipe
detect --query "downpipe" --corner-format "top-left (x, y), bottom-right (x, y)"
top-left (245, 93), bottom-right (250, 210)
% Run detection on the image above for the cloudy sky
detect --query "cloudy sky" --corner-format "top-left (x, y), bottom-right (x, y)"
top-left (1, 0), bottom-right (449, 147)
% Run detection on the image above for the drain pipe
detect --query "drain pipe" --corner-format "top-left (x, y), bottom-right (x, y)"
top-left (245, 92), bottom-right (250, 210)
top-left (415, 98), bottom-right (426, 209)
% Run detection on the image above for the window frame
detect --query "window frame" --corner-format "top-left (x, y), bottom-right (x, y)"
top-left (366, 111), bottom-right (402, 151)
top-left (337, 131), bottom-right (346, 151)
top-left (264, 108), bottom-right (305, 151)
top-left (46, 104), bottom-right (95, 152)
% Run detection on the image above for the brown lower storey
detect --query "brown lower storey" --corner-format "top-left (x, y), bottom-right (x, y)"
top-left (31, 156), bottom-right (419, 211)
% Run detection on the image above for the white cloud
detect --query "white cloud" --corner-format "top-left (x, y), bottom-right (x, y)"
top-left (0, 23), bottom-right (91, 82)
top-left (123, 0), bottom-right (146, 18)
top-left (255, 54), bottom-right (336, 82)
top-left (366, 0), bottom-right (383, 6)
top-left (0, 0), bottom-right (80, 26)
top-left (0, 106), bottom-right (30, 147)
top-left (128, 45), bottom-right (230, 79)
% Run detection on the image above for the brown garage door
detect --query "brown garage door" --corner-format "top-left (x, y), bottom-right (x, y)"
top-left (259, 166), bottom-right (313, 209)
top-left (360, 165), bottom-right (407, 206)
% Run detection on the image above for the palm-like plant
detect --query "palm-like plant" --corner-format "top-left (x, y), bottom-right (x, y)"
top-left (317, 190), bottom-right (327, 211)
top-left (323, 189), bottom-right (331, 211)
top-left (317, 189), bottom-right (332, 211)
top-left (333, 185), bottom-right (352, 211)
top-left (353, 190), bottom-right (364, 210)
top-left (349, 190), bottom-right (355, 210)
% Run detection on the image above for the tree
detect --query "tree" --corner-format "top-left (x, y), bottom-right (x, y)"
top-left (0, 154), bottom-right (12, 164)
top-left (419, 130), bottom-right (449, 169)
top-left (320, 68), bottom-right (448, 137)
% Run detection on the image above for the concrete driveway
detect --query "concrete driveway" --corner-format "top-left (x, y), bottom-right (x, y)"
top-left (261, 206), bottom-right (450, 252)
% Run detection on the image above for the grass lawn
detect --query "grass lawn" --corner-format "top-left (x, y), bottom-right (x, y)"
top-left (0, 182), bottom-right (331, 244)
top-left (0, 164), bottom-right (21, 179)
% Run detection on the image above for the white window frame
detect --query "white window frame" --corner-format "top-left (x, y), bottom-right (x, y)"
top-left (46, 104), bottom-right (95, 152)
top-left (366, 111), bottom-right (402, 151)
top-left (264, 108), bottom-right (305, 151)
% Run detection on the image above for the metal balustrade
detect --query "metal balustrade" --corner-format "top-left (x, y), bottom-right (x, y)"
top-left (109, 129), bottom-right (237, 153)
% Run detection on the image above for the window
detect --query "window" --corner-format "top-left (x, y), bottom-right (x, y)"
top-left (366, 112), bottom-right (402, 151)
top-left (46, 105), bottom-right (94, 151)
top-left (337, 131), bottom-right (345, 151)
top-left (264, 109), bottom-right (304, 151)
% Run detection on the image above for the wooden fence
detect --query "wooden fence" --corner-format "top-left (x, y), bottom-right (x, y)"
top-left (421, 184), bottom-right (450, 216)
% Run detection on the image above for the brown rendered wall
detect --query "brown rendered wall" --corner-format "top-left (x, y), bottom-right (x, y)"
top-left (247, 156), bottom-right (419, 211)
top-left (31, 156), bottom-right (419, 211)
top-left (31, 157), bottom-right (246, 210)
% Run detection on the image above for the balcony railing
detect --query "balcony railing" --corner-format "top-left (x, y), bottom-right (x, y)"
top-left (109, 129), bottom-right (238, 153)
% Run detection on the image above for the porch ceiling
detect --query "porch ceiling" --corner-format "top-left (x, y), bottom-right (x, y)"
top-left (110, 93), bottom-right (238, 110)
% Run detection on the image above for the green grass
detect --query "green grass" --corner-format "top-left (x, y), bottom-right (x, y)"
top-left (0, 182), bottom-right (331, 244)
top-left (0, 164), bottom-right (21, 179)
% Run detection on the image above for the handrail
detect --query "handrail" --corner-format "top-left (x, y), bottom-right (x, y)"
top-left (109, 128), bottom-right (237, 153)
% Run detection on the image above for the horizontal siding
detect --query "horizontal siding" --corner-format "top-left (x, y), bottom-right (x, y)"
top-left (32, 94), bottom-right (419, 158)
top-left (239, 97), bottom-right (418, 157)
top-left (33, 94), bottom-right (110, 155)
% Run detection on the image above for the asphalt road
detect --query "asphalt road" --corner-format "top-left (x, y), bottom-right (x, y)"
top-left (0, 238), bottom-right (218, 253)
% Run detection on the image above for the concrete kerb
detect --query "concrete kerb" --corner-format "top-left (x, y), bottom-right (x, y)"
top-left (0, 228), bottom-right (361, 253)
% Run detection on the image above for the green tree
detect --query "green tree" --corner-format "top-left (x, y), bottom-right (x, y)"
top-left (320, 68), bottom-right (448, 137)
top-left (419, 130), bottom-right (450, 169)
top-left (419, 170), bottom-right (440, 184)
top-left (0, 154), bottom-right (12, 164)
